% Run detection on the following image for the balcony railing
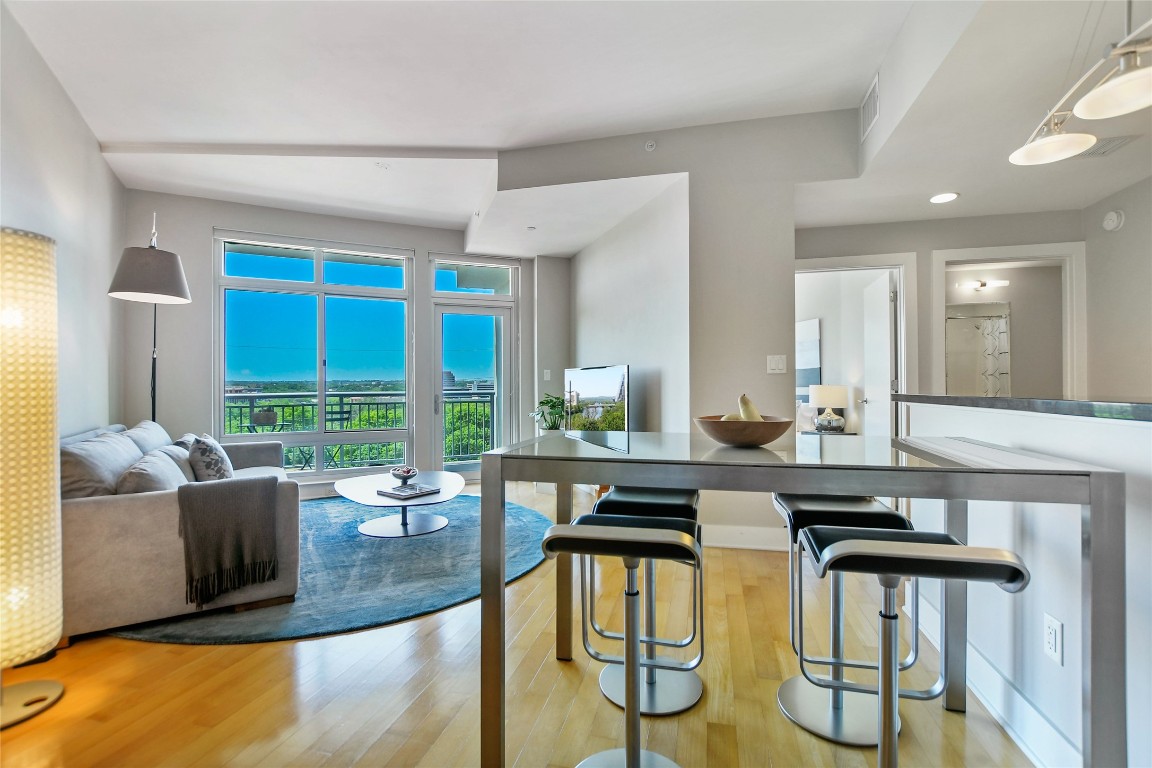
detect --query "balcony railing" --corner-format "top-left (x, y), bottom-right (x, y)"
top-left (224, 390), bottom-right (496, 469)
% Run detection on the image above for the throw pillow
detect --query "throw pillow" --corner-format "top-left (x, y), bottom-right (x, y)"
top-left (155, 443), bottom-right (196, 482)
top-left (188, 435), bottom-right (234, 481)
top-left (116, 450), bottom-right (190, 494)
top-left (122, 420), bottom-right (173, 454)
top-left (60, 431), bottom-right (145, 499)
top-left (173, 432), bottom-right (198, 451)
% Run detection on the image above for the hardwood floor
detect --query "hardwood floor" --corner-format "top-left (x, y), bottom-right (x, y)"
top-left (1, 482), bottom-right (1032, 767)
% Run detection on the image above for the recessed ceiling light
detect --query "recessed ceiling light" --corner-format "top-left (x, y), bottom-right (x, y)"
top-left (930, 192), bottom-right (959, 204)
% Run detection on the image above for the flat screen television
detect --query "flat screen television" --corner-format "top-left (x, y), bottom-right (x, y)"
top-left (563, 364), bottom-right (629, 452)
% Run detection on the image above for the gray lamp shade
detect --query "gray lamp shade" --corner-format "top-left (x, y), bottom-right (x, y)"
top-left (108, 246), bottom-right (191, 304)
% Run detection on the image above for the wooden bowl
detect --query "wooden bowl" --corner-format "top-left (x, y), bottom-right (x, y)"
top-left (693, 415), bottom-right (793, 447)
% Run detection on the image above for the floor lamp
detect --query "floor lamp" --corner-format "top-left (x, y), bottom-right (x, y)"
top-left (108, 214), bottom-right (191, 422)
top-left (1, 228), bottom-right (64, 728)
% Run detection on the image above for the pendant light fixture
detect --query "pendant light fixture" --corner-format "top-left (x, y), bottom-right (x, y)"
top-left (1010, 2), bottom-right (1151, 165)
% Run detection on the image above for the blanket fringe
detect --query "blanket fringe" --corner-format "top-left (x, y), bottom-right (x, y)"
top-left (188, 559), bottom-right (279, 608)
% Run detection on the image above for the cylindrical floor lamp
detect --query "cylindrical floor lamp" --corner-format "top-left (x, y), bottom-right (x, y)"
top-left (1, 227), bottom-right (64, 728)
top-left (108, 213), bottom-right (191, 422)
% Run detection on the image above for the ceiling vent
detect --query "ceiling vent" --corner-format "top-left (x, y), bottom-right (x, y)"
top-left (860, 74), bottom-right (880, 142)
top-left (1074, 135), bottom-right (1136, 158)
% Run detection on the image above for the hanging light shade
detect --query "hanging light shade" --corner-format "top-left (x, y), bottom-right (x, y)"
top-left (1009, 115), bottom-right (1097, 165)
top-left (0, 227), bottom-right (65, 728)
top-left (1073, 53), bottom-right (1152, 119)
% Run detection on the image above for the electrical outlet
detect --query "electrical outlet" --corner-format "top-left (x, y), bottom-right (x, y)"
top-left (1044, 613), bottom-right (1063, 665)
top-left (543, 369), bottom-right (551, 381)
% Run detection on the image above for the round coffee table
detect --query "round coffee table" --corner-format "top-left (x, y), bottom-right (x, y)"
top-left (334, 470), bottom-right (466, 538)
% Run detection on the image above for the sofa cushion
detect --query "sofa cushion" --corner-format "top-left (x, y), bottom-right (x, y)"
top-left (60, 431), bottom-right (145, 499)
top-left (116, 450), bottom-right (190, 494)
top-left (155, 444), bottom-right (196, 482)
top-left (122, 420), bottom-right (173, 454)
top-left (189, 435), bottom-right (235, 481)
top-left (60, 424), bottom-right (126, 447)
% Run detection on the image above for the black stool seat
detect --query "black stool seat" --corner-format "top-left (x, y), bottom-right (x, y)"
top-left (542, 514), bottom-right (700, 562)
top-left (595, 487), bottom-right (700, 520)
top-left (800, 526), bottom-right (1030, 592)
top-left (774, 493), bottom-right (908, 542)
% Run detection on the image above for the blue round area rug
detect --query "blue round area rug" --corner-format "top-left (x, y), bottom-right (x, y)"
top-left (111, 495), bottom-right (551, 644)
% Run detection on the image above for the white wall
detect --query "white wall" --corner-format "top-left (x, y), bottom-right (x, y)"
top-left (1, 4), bottom-right (126, 436)
top-left (121, 190), bottom-right (465, 455)
top-left (532, 255), bottom-right (571, 437)
top-left (1081, 177), bottom-right (1152, 403)
top-left (571, 177), bottom-right (690, 431)
top-left (906, 402), bottom-right (1151, 768)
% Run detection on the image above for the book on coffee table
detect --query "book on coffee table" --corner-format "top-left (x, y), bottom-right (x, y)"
top-left (377, 483), bottom-right (441, 500)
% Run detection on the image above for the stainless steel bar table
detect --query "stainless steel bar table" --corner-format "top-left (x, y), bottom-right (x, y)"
top-left (479, 433), bottom-right (1125, 767)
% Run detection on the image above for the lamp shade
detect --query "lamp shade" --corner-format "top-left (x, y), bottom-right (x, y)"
top-left (808, 385), bottom-right (848, 409)
top-left (1073, 60), bottom-right (1152, 119)
top-left (0, 228), bottom-right (62, 669)
top-left (108, 246), bottom-right (191, 304)
top-left (1008, 130), bottom-right (1097, 165)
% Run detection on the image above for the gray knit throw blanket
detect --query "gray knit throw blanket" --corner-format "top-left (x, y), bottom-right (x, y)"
top-left (177, 475), bottom-right (279, 607)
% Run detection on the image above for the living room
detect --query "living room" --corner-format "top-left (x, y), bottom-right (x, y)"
top-left (3, 2), bottom-right (1150, 767)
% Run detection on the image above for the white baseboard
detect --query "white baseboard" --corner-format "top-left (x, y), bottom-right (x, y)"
top-left (701, 524), bottom-right (789, 551)
top-left (917, 598), bottom-right (1081, 768)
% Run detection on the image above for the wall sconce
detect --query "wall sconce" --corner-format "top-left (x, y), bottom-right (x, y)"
top-left (956, 279), bottom-right (1010, 291)
top-left (0, 228), bottom-right (64, 728)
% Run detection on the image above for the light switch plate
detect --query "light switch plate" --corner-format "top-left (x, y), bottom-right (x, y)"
top-left (767, 355), bottom-right (787, 374)
top-left (543, 369), bottom-right (551, 381)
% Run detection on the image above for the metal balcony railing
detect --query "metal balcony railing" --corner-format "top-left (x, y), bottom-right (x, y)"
top-left (223, 390), bottom-right (496, 469)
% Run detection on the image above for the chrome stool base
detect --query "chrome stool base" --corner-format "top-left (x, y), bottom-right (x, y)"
top-left (777, 675), bottom-right (899, 746)
top-left (600, 664), bottom-right (703, 715)
top-left (576, 748), bottom-right (681, 768)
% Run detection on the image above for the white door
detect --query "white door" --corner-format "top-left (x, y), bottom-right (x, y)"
top-left (861, 273), bottom-right (895, 437)
top-left (433, 304), bottom-right (513, 476)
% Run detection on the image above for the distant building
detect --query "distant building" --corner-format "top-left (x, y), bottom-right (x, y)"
top-left (443, 370), bottom-right (457, 389)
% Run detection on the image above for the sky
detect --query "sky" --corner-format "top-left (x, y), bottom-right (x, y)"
top-left (223, 250), bottom-right (498, 383)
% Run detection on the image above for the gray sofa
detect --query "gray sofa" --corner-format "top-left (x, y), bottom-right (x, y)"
top-left (60, 423), bottom-right (300, 638)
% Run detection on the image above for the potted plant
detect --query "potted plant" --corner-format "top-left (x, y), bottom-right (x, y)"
top-left (530, 393), bottom-right (566, 432)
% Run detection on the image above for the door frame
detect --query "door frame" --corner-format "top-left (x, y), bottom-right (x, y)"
top-left (432, 301), bottom-right (515, 478)
top-left (794, 251), bottom-right (918, 401)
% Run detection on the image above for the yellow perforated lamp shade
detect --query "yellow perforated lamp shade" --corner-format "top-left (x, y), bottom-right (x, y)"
top-left (1, 227), bottom-right (64, 728)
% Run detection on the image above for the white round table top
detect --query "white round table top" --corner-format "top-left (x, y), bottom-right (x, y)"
top-left (333, 470), bottom-right (466, 508)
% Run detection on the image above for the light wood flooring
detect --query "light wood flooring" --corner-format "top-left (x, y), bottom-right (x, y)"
top-left (1, 482), bottom-right (1031, 767)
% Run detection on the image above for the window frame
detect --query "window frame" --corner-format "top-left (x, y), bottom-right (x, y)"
top-left (214, 230), bottom-right (414, 478)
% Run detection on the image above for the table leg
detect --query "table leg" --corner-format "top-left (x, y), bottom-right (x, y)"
top-left (942, 498), bottom-right (968, 712)
top-left (1084, 471), bottom-right (1126, 767)
top-left (480, 454), bottom-right (506, 768)
top-left (555, 482), bottom-right (573, 661)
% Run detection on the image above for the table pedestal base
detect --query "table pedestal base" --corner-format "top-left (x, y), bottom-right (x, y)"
top-left (358, 511), bottom-right (449, 538)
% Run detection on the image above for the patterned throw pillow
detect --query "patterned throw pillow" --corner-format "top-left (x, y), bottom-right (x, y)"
top-left (188, 434), bottom-right (235, 481)
top-left (173, 432), bottom-right (198, 451)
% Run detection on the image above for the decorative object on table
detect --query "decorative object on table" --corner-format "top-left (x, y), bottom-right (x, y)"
top-left (251, 408), bottom-right (278, 426)
top-left (530, 392), bottom-right (566, 431)
top-left (695, 395), bottom-right (792, 447)
top-left (108, 212), bottom-right (191, 422)
top-left (109, 495), bottom-right (552, 644)
top-left (390, 465), bottom-right (419, 485)
top-left (377, 483), bottom-right (441, 500)
top-left (0, 228), bottom-right (64, 728)
top-left (809, 384), bottom-right (848, 433)
top-left (795, 400), bottom-right (818, 432)
top-left (1009, 0), bottom-right (1152, 165)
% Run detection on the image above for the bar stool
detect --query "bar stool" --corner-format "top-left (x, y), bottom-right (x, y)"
top-left (773, 493), bottom-right (914, 745)
top-left (591, 487), bottom-right (702, 714)
top-left (542, 514), bottom-right (703, 768)
top-left (799, 525), bottom-right (1030, 768)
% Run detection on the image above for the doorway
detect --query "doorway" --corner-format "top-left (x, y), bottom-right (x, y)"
top-left (433, 304), bottom-right (512, 475)
top-left (794, 266), bottom-right (904, 438)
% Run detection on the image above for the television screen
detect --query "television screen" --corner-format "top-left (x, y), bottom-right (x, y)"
top-left (563, 365), bottom-right (629, 452)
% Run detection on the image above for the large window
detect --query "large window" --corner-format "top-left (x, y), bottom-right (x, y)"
top-left (219, 236), bottom-right (411, 474)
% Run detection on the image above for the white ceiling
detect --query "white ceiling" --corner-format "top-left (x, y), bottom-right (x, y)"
top-left (7, 0), bottom-right (1152, 255)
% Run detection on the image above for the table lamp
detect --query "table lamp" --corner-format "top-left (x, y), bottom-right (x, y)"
top-left (809, 384), bottom-right (848, 433)
top-left (1, 228), bottom-right (64, 728)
